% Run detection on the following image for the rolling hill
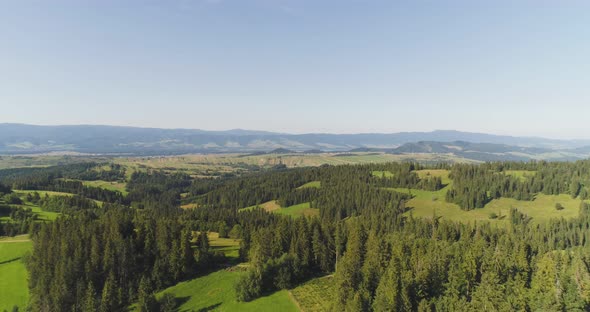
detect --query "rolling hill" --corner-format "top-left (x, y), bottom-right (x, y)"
top-left (2, 124), bottom-right (590, 161)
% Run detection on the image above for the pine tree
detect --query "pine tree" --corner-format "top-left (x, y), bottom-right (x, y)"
top-left (83, 281), bottom-right (97, 312)
top-left (373, 256), bottom-right (411, 312)
top-left (99, 273), bottom-right (117, 312)
top-left (137, 275), bottom-right (157, 312)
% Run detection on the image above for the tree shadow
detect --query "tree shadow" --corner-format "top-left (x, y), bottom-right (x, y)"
top-left (403, 206), bottom-right (415, 213)
top-left (197, 302), bottom-right (222, 312)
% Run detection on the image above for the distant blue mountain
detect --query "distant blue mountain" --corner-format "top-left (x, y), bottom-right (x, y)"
top-left (1, 124), bottom-right (589, 160)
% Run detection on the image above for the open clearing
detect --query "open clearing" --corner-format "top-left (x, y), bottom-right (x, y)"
top-left (415, 169), bottom-right (452, 184)
top-left (14, 190), bottom-right (76, 198)
top-left (396, 185), bottom-right (582, 225)
top-left (297, 181), bottom-right (321, 189)
top-left (389, 169), bottom-right (581, 225)
top-left (275, 202), bottom-right (319, 218)
top-left (239, 200), bottom-right (281, 213)
top-left (504, 170), bottom-right (537, 181)
top-left (290, 275), bottom-right (333, 312)
top-left (154, 269), bottom-right (298, 312)
top-left (180, 203), bottom-right (198, 209)
top-left (0, 201), bottom-right (60, 222)
top-left (207, 232), bottom-right (241, 259)
top-left (240, 201), bottom-right (319, 218)
top-left (82, 180), bottom-right (128, 194)
top-left (0, 236), bottom-right (31, 311)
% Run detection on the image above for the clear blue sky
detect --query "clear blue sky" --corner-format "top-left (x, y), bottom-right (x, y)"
top-left (2, 1), bottom-right (589, 139)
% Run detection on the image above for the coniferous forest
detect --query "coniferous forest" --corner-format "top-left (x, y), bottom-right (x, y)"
top-left (3, 160), bottom-right (590, 311)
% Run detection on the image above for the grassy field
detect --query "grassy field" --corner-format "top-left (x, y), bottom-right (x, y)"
top-left (8, 191), bottom-right (72, 221)
top-left (484, 194), bottom-right (581, 223)
top-left (275, 202), bottom-right (319, 218)
top-left (26, 204), bottom-right (60, 221)
top-left (297, 181), bottom-right (321, 189)
top-left (153, 269), bottom-right (298, 312)
top-left (389, 169), bottom-right (581, 225)
top-left (396, 185), bottom-right (582, 226)
top-left (0, 236), bottom-right (32, 311)
top-left (239, 200), bottom-right (281, 213)
top-left (82, 180), bottom-right (128, 195)
top-left (0, 200), bottom-right (60, 222)
top-left (415, 169), bottom-right (452, 184)
top-left (290, 275), bottom-right (333, 312)
top-left (240, 201), bottom-right (319, 218)
top-left (180, 203), bottom-right (198, 209)
top-left (504, 170), bottom-right (537, 181)
top-left (14, 190), bottom-right (76, 198)
top-left (207, 232), bottom-right (241, 259)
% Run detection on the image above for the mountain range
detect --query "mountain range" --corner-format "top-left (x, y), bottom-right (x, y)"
top-left (1, 123), bottom-right (590, 161)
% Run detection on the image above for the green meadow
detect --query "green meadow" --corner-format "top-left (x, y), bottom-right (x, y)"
top-left (207, 232), bottom-right (241, 259)
top-left (386, 169), bottom-right (583, 226)
top-left (239, 201), bottom-right (319, 218)
top-left (504, 170), bottom-right (537, 181)
top-left (395, 188), bottom-right (582, 226)
top-left (82, 180), bottom-right (128, 195)
top-left (0, 236), bottom-right (32, 311)
top-left (274, 202), bottom-right (319, 217)
top-left (153, 269), bottom-right (298, 312)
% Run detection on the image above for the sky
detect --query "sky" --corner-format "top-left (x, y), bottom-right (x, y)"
top-left (1, 0), bottom-right (590, 139)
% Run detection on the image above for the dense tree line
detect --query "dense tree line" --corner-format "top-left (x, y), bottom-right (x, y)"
top-left (197, 168), bottom-right (321, 209)
top-left (126, 171), bottom-right (191, 215)
top-left (329, 203), bottom-right (590, 311)
top-left (27, 207), bottom-right (205, 312)
top-left (0, 162), bottom-right (125, 185)
top-left (37, 194), bottom-right (99, 213)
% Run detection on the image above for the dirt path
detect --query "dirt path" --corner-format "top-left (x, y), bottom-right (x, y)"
top-left (0, 240), bottom-right (31, 243)
top-left (0, 235), bottom-right (31, 243)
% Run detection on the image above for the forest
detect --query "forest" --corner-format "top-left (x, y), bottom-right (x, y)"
top-left (3, 160), bottom-right (590, 311)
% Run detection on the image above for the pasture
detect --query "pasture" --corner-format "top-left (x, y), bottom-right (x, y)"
top-left (275, 202), bottom-right (319, 218)
top-left (397, 184), bottom-right (582, 226)
top-left (82, 180), bottom-right (128, 195)
top-left (0, 236), bottom-right (32, 311)
top-left (153, 269), bottom-right (298, 312)
top-left (415, 169), bottom-right (452, 184)
top-left (240, 201), bottom-right (319, 218)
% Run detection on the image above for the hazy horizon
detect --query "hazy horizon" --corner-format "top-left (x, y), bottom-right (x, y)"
top-left (4, 122), bottom-right (590, 142)
top-left (2, 1), bottom-right (590, 139)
